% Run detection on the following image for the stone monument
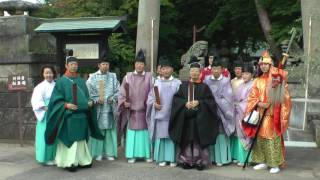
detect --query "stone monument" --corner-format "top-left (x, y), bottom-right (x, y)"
top-left (179, 41), bottom-right (208, 80)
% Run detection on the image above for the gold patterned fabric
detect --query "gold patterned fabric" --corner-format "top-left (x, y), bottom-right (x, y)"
top-left (252, 135), bottom-right (284, 167)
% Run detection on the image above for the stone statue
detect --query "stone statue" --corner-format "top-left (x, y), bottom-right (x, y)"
top-left (180, 41), bottom-right (208, 68)
top-left (179, 41), bottom-right (208, 81)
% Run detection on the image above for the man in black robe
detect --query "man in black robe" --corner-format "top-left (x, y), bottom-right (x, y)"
top-left (169, 56), bottom-right (221, 170)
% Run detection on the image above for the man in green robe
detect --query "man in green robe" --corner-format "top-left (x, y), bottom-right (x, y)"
top-left (45, 56), bottom-right (103, 172)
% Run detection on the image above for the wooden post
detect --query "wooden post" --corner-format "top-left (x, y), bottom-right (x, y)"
top-left (18, 91), bottom-right (23, 147)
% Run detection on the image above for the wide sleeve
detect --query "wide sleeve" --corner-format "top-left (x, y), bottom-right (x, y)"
top-left (242, 79), bottom-right (261, 138)
top-left (146, 84), bottom-right (156, 140)
top-left (111, 73), bottom-right (120, 102)
top-left (245, 79), bottom-right (260, 116)
top-left (31, 84), bottom-right (46, 121)
top-left (116, 75), bottom-right (130, 135)
top-left (169, 84), bottom-right (187, 145)
top-left (45, 81), bottom-right (67, 144)
top-left (280, 83), bottom-right (291, 133)
top-left (86, 75), bottom-right (99, 103)
top-left (196, 84), bottom-right (221, 147)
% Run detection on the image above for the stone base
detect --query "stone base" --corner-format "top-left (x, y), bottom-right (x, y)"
top-left (0, 107), bottom-right (35, 140)
top-left (311, 120), bottom-right (320, 146)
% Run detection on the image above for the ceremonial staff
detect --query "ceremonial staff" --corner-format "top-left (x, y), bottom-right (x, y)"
top-left (150, 18), bottom-right (161, 105)
top-left (303, 16), bottom-right (312, 130)
top-left (151, 18), bottom-right (155, 74)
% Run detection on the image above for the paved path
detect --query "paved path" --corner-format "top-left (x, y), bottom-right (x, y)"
top-left (0, 143), bottom-right (319, 180)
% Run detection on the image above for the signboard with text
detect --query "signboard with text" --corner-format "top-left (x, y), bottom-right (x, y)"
top-left (8, 75), bottom-right (28, 91)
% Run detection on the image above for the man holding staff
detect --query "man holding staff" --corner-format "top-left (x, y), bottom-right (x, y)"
top-left (45, 56), bottom-right (103, 172)
top-left (117, 49), bottom-right (153, 163)
top-left (146, 56), bottom-right (181, 167)
top-left (243, 51), bottom-right (291, 174)
top-left (86, 52), bottom-right (120, 161)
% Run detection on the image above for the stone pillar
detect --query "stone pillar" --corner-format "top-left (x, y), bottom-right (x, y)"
top-left (135, 0), bottom-right (160, 73)
top-left (0, 16), bottom-right (56, 140)
top-left (301, 1), bottom-right (320, 99)
top-left (301, 0), bottom-right (320, 145)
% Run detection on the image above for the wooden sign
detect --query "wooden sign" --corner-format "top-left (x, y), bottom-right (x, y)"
top-left (8, 75), bottom-right (28, 91)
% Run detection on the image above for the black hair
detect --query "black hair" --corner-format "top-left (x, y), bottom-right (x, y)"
top-left (41, 65), bottom-right (57, 79)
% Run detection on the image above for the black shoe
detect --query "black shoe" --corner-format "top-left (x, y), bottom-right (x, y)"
top-left (65, 165), bottom-right (77, 172)
top-left (79, 163), bottom-right (92, 169)
top-left (195, 164), bottom-right (205, 171)
top-left (180, 163), bottom-right (192, 170)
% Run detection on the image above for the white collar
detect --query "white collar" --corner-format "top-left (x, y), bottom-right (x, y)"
top-left (233, 77), bottom-right (242, 80)
top-left (44, 80), bottom-right (54, 85)
top-left (161, 76), bottom-right (174, 81)
top-left (97, 70), bottom-right (109, 75)
top-left (211, 74), bottom-right (223, 81)
top-left (134, 70), bottom-right (145, 75)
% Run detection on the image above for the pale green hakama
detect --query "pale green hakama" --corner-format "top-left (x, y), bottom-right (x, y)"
top-left (210, 134), bottom-right (232, 165)
top-left (230, 136), bottom-right (250, 163)
top-left (153, 138), bottom-right (176, 163)
top-left (88, 127), bottom-right (118, 158)
top-left (55, 140), bottom-right (92, 168)
top-left (35, 100), bottom-right (57, 163)
top-left (125, 129), bottom-right (151, 159)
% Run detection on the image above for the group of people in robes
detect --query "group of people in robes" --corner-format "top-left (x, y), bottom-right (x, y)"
top-left (31, 49), bottom-right (291, 174)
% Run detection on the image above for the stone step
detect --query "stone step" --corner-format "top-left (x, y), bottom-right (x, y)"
top-left (284, 128), bottom-right (317, 147)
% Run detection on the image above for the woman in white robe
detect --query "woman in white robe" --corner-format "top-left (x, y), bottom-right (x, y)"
top-left (31, 65), bottom-right (57, 165)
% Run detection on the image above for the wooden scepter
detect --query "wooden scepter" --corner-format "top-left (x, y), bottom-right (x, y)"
top-left (188, 82), bottom-right (194, 102)
top-left (72, 83), bottom-right (77, 106)
top-left (125, 83), bottom-right (129, 103)
top-left (154, 86), bottom-right (161, 105)
top-left (98, 80), bottom-right (105, 102)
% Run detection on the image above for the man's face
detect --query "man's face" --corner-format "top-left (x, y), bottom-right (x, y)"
top-left (98, 62), bottom-right (110, 73)
top-left (161, 66), bottom-right (173, 79)
top-left (234, 67), bottom-right (242, 78)
top-left (65, 61), bottom-right (78, 73)
top-left (242, 72), bottom-right (252, 83)
top-left (260, 63), bottom-right (271, 73)
top-left (189, 68), bottom-right (201, 80)
top-left (134, 62), bottom-right (145, 73)
top-left (211, 66), bottom-right (222, 79)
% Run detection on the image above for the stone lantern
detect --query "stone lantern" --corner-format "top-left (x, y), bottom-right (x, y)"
top-left (0, 0), bottom-right (40, 16)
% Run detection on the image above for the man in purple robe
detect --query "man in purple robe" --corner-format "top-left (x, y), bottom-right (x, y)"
top-left (146, 56), bottom-right (181, 167)
top-left (117, 49), bottom-right (153, 163)
top-left (204, 60), bottom-right (235, 166)
top-left (231, 63), bottom-right (254, 166)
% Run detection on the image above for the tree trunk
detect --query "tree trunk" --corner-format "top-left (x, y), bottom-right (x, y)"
top-left (254, 0), bottom-right (282, 64)
top-left (136, 0), bottom-right (160, 73)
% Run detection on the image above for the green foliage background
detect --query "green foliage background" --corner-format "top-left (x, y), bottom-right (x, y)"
top-left (32, 0), bottom-right (301, 77)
